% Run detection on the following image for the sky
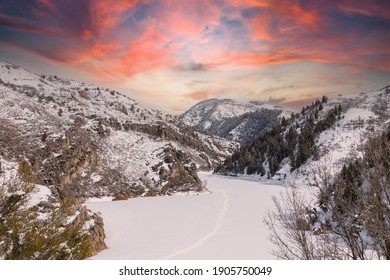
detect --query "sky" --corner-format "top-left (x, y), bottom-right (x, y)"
top-left (0, 0), bottom-right (389, 113)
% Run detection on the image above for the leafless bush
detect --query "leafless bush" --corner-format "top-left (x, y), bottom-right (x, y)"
top-left (264, 188), bottom-right (343, 259)
top-left (265, 130), bottom-right (390, 259)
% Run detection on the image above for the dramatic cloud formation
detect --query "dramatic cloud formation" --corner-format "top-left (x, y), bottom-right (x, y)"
top-left (0, 0), bottom-right (388, 112)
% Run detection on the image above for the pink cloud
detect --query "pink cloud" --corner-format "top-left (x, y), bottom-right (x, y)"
top-left (88, 0), bottom-right (140, 38)
top-left (337, 1), bottom-right (390, 19)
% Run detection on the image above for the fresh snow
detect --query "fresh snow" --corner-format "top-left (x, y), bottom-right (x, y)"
top-left (86, 173), bottom-right (284, 259)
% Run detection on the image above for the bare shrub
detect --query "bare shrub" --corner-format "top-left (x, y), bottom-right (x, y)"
top-left (265, 130), bottom-right (390, 259)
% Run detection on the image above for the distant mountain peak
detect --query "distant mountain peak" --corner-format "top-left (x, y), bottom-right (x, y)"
top-left (179, 98), bottom-right (292, 142)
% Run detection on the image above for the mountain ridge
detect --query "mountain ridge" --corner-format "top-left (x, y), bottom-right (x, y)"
top-left (179, 98), bottom-right (292, 142)
top-left (0, 61), bottom-right (236, 199)
top-left (215, 85), bottom-right (390, 187)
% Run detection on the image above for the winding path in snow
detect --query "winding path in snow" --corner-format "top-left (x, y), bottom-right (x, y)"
top-left (86, 173), bottom-right (284, 259)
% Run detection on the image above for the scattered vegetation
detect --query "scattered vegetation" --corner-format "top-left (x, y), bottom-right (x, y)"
top-left (265, 130), bottom-right (390, 259)
top-left (0, 161), bottom-right (93, 259)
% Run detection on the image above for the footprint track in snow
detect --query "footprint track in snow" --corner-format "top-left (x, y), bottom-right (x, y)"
top-left (162, 186), bottom-right (229, 259)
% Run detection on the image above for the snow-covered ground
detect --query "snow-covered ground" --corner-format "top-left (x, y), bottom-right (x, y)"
top-left (86, 173), bottom-right (284, 259)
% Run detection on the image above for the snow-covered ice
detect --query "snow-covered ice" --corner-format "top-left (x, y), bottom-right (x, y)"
top-left (86, 173), bottom-right (284, 259)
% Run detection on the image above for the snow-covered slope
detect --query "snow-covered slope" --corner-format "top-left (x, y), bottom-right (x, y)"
top-left (179, 99), bottom-right (292, 142)
top-left (296, 88), bottom-right (390, 185)
top-left (215, 86), bottom-right (390, 186)
top-left (0, 61), bottom-right (236, 199)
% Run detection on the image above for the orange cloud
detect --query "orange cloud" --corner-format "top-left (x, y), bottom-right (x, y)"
top-left (85, 42), bottom-right (120, 61)
top-left (187, 89), bottom-right (224, 100)
top-left (77, 17), bottom-right (175, 80)
top-left (143, 0), bottom-right (222, 42)
top-left (248, 1), bottom-right (321, 42)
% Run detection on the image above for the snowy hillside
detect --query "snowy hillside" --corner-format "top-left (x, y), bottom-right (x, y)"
top-left (0, 61), bottom-right (236, 199)
top-left (216, 86), bottom-right (390, 186)
top-left (315, 91), bottom-right (389, 165)
top-left (179, 98), bottom-right (292, 142)
top-left (296, 88), bottom-right (390, 185)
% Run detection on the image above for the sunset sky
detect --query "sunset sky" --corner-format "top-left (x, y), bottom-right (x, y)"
top-left (0, 0), bottom-right (389, 113)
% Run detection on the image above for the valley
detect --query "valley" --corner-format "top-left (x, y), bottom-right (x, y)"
top-left (0, 61), bottom-right (388, 260)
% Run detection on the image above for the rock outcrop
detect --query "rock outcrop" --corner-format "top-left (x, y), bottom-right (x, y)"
top-left (154, 146), bottom-right (203, 194)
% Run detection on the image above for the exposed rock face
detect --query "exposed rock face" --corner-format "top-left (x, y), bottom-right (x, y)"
top-left (28, 125), bottom-right (97, 194)
top-left (78, 205), bottom-right (107, 255)
top-left (155, 146), bottom-right (203, 194)
top-left (126, 122), bottom-right (231, 169)
top-left (1, 119), bottom-right (208, 199)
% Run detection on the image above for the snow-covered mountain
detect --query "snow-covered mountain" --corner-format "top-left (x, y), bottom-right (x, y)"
top-left (0, 61), bottom-right (236, 199)
top-left (179, 98), bottom-right (292, 142)
top-left (216, 86), bottom-right (390, 186)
